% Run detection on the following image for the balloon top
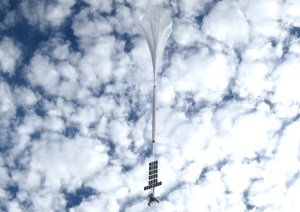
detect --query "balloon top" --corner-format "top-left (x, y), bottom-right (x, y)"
top-left (139, 8), bottom-right (172, 82)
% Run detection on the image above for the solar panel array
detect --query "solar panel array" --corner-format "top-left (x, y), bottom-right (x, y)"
top-left (144, 160), bottom-right (162, 190)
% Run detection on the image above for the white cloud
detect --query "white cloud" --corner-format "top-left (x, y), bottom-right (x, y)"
top-left (7, 201), bottom-right (23, 212)
top-left (289, 38), bottom-right (300, 57)
top-left (238, 0), bottom-right (281, 37)
top-left (20, 0), bottom-right (76, 30)
top-left (28, 189), bottom-right (66, 212)
top-left (202, 0), bottom-right (250, 47)
top-left (126, 0), bottom-right (169, 11)
top-left (78, 38), bottom-right (114, 86)
top-left (27, 54), bottom-right (60, 94)
top-left (235, 61), bottom-right (272, 98)
top-left (82, 0), bottom-right (112, 13)
top-left (0, 81), bottom-right (15, 114)
top-left (14, 87), bottom-right (39, 107)
top-left (167, 184), bottom-right (210, 211)
top-left (72, 196), bottom-right (120, 212)
top-left (0, 81), bottom-right (16, 147)
top-left (168, 51), bottom-right (236, 102)
top-left (178, 0), bottom-right (211, 18)
top-left (173, 22), bottom-right (204, 46)
top-left (0, 37), bottom-right (21, 74)
top-left (243, 35), bottom-right (283, 61)
top-left (45, 0), bottom-right (75, 26)
top-left (0, 157), bottom-right (9, 201)
top-left (26, 46), bottom-right (80, 99)
top-left (272, 58), bottom-right (300, 104)
top-left (10, 134), bottom-right (108, 211)
top-left (282, 0), bottom-right (300, 27)
top-left (72, 9), bottom-right (113, 45)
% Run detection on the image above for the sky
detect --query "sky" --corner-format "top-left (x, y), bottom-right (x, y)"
top-left (0, 0), bottom-right (300, 211)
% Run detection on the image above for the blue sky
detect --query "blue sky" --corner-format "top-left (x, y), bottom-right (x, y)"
top-left (1, 0), bottom-right (300, 211)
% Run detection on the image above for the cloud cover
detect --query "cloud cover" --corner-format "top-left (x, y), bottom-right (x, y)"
top-left (0, 0), bottom-right (300, 211)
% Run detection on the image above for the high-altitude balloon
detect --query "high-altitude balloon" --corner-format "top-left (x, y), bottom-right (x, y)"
top-left (140, 8), bottom-right (172, 202)
top-left (139, 8), bottom-right (172, 83)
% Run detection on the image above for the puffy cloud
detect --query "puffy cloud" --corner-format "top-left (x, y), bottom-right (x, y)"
top-left (238, 0), bottom-right (282, 37)
top-left (0, 81), bottom-right (16, 147)
top-left (202, 0), bottom-right (250, 47)
top-left (178, 0), bottom-right (211, 18)
top-left (0, 0), bottom-right (9, 10)
top-left (28, 137), bottom-right (108, 190)
top-left (0, 157), bottom-right (10, 201)
top-left (168, 51), bottom-right (236, 102)
top-left (27, 54), bottom-right (60, 94)
top-left (272, 58), bottom-right (300, 103)
top-left (45, 0), bottom-right (75, 26)
top-left (78, 38), bottom-right (115, 87)
top-left (13, 87), bottom-right (39, 107)
top-left (20, 0), bottom-right (76, 30)
top-left (246, 119), bottom-right (300, 211)
top-left (82, 0), bottom-right (113, 13)
top-left (72, 9), bottom-right (113, 44)
top-left (26, 40), bottom-right (81, 99)
top-left (282, 0), bottom-right (300, 27)
top-left (3, 10), bottom-right (18, 28)
top-left (235, 61), bottom-right (273, 98)
top-left (7, 201), bottom-right (23, 212)
top-left (173, 22), bottom-right (204, 46)
top-left (0, 37), bottom-right (21, 74)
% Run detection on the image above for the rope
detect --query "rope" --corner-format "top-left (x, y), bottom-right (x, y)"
top-left (152, 84), bottom-right (156, 195)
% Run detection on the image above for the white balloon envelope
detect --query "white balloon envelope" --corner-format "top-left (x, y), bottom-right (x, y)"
top-left (139, 8), bottom-right (172, 83)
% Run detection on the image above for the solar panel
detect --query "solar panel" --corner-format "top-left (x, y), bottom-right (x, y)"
top-left (144, 181), bottom-right (162, 190)
top-left (149, 164), bottom-right (158, 172)
top-left (149, 179), bottom-right (157, 185)
top-left (149, 174), bottom-right (157, 180)
top-left (149, 169), bottom-right (158, 175)
top-left (144, 160), bottom-right (162, 191)
top-left (149, 160), bottom-right (158, 167)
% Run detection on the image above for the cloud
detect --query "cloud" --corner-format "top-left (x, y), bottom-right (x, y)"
top-left (282, 0), bottom-right (300, 27)
top-left (0, 0), bottom-right (9, 11)
top-left (0, 37), bottom-right (21, 74)
top-left (177, 0), bottom-right (211, 18)
top-left (272, 58), bottom-right (300, 103)
top-left (26, 38), bottom-right (81, 99)
top-left (202, 0), bottom-right (250, 47)
top-left (173, 22), bottom-right (204, 46)
top-left (167, 51), bottom-right (236, 102)
top-left (0, 81), bottom-right (16, 147)
top-left (28, 137), bottom-right (108, 190)
top-left (235, 61), bottom-right (272, 98)
top-left (238, 0), bottom-right (282, 37)
top-left (0, 157), bottom-right (10, 200)
top-left (3, 10), bottom-right (18, 28)
top-left (20, 0), bottom-right (76, 30)
top-left (82, 0), bottom-right (113, 13)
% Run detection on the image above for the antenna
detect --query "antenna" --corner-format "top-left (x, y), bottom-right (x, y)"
top-left (139, 7), bottom-right (172, 204)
